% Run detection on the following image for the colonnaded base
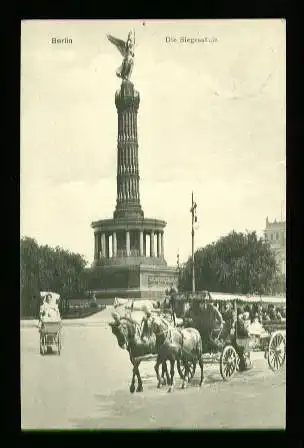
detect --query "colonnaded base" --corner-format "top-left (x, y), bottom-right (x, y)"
top-left (89, 264), bottom-right (178, 303)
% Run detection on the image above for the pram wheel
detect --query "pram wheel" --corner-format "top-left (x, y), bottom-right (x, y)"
top-left (40, 334), bottom-right (47, 356)
top-left (57, 331), bottom-right (62, 355)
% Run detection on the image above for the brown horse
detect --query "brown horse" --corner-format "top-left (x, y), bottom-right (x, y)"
top-left (109, 312), bottom-right (170, 393)
top-left (151, 316), bottom-right (204, 392)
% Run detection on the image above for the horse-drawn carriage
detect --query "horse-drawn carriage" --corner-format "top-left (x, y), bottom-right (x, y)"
top-left (39, 292), bottom-right (63, 356)
top-left (109, 293), bottom-right (286, 392)
top-left (172, 292), bottom-right (286, 382)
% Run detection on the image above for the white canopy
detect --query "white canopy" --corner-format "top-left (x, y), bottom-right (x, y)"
top-left (40, 292), bottom-right (60, 305)
top-left (210, 292), bottom-right (286, 304)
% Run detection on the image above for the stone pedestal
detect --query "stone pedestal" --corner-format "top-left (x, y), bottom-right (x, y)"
top-left (88, 265), bottom-right (178, 301)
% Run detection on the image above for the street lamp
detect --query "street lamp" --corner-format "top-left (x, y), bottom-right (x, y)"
top-left (190, 192), bottom-right (198, 293)
top-left (177, 250), bottom-right (180, 291)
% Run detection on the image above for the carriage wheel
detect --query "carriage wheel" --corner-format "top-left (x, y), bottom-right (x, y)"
top-left (40, 334), bottom-right (46, 356)
top-left (267, 331), bottom-right (286, 373)
top-left (57, 332), bottom-right (62, 355)
top-left (220, 345), bottom-right (237, 381)
top-left (177, 359), bottom-right (196, 381)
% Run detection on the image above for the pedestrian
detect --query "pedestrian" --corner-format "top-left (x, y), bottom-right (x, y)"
top-left (169, 286), bottom-right (177, 326)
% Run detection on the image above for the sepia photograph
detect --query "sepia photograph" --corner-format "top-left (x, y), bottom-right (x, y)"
top-left (21, 19), bottom-right (286, 430)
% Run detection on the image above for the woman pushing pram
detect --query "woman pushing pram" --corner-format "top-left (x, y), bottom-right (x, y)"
top-left (38, 292), bottom-right (61, 329)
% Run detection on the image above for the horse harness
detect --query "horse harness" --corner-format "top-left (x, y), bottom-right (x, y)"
top-left (153, 316), bottom-right (185, 349)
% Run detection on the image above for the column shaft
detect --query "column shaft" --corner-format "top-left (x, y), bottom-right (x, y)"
top-left (101, 233), bottom-right (106, 258)
top-left (126, 231), bottom-right (131, 256)
top-left (157, 232), bottom-right (161, 258)
top-left (139, 231), bottom-right (144, 256)
top-left (94, 233), bottom-right (98, 260)
top-left (112, 232), bottom-right (117, 257)
top-left (150, 231), bottom-right (155, 257)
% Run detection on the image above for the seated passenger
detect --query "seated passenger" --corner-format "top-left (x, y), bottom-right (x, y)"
top-left (275, 307), bottom-right (283, 321)
top-left (235, 307), bottom-right (253, 372)
top-left (243, 312), bottom-right (251, 330)
top-left (40, 294), bottom-right (61, 322)
top-left (262, 311), bottom-right (270, 321)
top-left (248, 314), bottom-right (266, 336)
top-left (268, 304), bottom-right (277, 321)
top-left (244, 304), bottom-right (254, 322)
top-left (221, 301), bottom-right (236, 340)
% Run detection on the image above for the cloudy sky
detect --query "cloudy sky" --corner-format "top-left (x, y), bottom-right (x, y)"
top-left (21, 19), bottom-right (285, 266)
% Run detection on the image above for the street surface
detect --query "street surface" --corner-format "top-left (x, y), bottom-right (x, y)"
top-left (21, 309), bottom-right (286, 429)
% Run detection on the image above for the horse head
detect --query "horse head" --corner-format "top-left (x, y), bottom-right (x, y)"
top-left (109, 312), bottom-right (129, 350)
top-left (109, 312), bottom-right (140, 350)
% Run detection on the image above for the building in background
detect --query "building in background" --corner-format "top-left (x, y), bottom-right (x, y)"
top-left (264, 217), bottom-right (286, 275)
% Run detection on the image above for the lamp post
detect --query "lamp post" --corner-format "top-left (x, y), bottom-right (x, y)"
top-left (177, 250), bottom-right (180, 291)
top-left (190, 192), bottom-right (197, 293)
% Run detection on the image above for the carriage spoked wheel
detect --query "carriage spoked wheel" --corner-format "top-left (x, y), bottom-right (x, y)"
top-left (177, 359), bottom-right (196, 381)
top-left (267, 330), bottom-right (286, 373)
top-left (40, 334), bottom-right (47, 356)
top-left (220, 345), bottom-right (238, 381)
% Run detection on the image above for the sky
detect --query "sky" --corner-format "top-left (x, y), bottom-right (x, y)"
top-left (21, 19), bottom-right (286, 267)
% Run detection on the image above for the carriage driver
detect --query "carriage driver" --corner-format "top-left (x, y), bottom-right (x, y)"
top-left (197, 292), bottom-right (224, 352)
top-left (140, 305), bottom-right (154, 343)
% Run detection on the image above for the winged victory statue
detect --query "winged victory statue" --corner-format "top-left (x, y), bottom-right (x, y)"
top-left (107, 30), bottom-right (136, 81)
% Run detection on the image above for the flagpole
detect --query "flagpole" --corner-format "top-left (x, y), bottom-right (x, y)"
top-left (190, 192), bottom-right (197, 293)
top-left (177, 249), bottom-right (180, 291)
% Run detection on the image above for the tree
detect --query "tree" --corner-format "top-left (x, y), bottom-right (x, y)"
top-left (179, 230), bottom-right (280, 295)
top-left (20, 237), bottom-right (89, 317)
top-left (270, 273), bottom-right (286, 295)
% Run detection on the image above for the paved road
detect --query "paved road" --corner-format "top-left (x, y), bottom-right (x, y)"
top-left (21, 313), bottom-right (285, 429)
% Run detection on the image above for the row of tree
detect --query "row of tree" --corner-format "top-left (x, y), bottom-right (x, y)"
top-left (21, 231), bottom-right (285, 317)
top-left (179, 231), bottom-right (285, 295)
top-left (20, 237), bottom-right (89, 317)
